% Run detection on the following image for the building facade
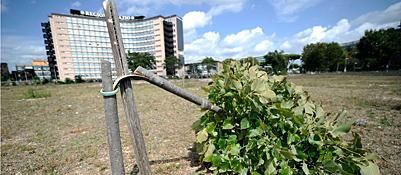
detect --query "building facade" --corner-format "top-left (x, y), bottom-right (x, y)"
top-left (13, 65), bottom-right (35, 81)
top-left (42, 9), bottom-right (184, 80)
top-left (32, 60), bottom-right (51, 80)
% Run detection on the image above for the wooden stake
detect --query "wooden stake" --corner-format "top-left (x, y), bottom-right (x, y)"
top-left (103, 0), bottom-right (151, 174)
top-left (101, 60), bottom-right (125, 175)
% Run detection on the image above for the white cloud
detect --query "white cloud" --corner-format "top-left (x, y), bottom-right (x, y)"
top-left (280, 41), bottom-right (291, 50)
top-left (254, 40), bottom-right (274, 53)
top-left (352, 2), bottom-right (401, 26)
top-left (1, 36), bottom-right (46, 70)
top-left (184, 27), bottom-right (275, 62)
top-left (207, 0), bottom-right (245, 15)
top-left (184, 1), bottom-right (401, 62)
top-left (223, 27), bottom-right (264, 46)
top-left (119, 0), bottom-right (246, 16)
top-left (71, 1), bottom-right (81, 8)
top-left (268, 0), bottom-right (322, 22)
top-left (278, 2), bottom-right (401, 53)
top-left (183, 11), bottom-right (212, 31)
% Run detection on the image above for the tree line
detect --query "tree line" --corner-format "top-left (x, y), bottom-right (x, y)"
top-left (127, 26), bottom-right (400, 76)
top-left (303, 26), bottom-right (401, 72)
top-left (127, 52), bottom-right (182, 77)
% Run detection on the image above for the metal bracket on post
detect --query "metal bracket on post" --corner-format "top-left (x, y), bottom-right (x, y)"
top-left (103, 0), bottom-right (151, 174)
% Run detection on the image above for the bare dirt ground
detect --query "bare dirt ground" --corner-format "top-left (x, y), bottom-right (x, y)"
top-left (1, 72), bottom-right (400, 174)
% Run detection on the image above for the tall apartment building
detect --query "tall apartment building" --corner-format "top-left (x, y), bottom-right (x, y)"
top-left (42, 9), bottom-right (184, 80)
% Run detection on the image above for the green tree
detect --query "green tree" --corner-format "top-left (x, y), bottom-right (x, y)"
top-left (240, 56), bottom-right (259, 66)
top-left (264, 50), bottom-right (288, 74)
top-left (201, 57), bottom-right (217, 73)
top-left (165, 56), bottom-right (182, 76)
top-left (357, 28), bottom-right (401, 70)
top-left (284, 54), bottom-right (301, 60)
top-left (222, 58), bottom-right (237, 65)
top-left (127, 52), bottom-right (156, 71)
top-left (302, 42), bottom-right (345, 72)
top-left (326, 42), bottom-right (345, 71)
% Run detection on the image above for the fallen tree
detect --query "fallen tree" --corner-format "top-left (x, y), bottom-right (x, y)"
top-left (193, 61), bottom-right (380, 175)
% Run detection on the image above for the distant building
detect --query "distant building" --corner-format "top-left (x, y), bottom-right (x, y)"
top-left (13, 65), bottom-right (35, 81)
top-left (42, 9), bottom-right (184, 80)
top-left (340, 40), bottom-right (359, 51)
top-left (1, 63), bottom-right (10, 81)
top-left (184, 60), bottom-right (222, 78)
top-left (32, 60), bottom-right (51, 80)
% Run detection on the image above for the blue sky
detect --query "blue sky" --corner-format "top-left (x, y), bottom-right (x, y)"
top-left (1, 0), bottom-right (400, 69)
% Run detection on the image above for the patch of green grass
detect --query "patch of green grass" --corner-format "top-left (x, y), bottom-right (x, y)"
top-left (24, 88), bottom-right (51, 99)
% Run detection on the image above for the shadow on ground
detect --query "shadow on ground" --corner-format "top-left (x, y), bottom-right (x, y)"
top-left (130, 143), bottom-right (204, 174)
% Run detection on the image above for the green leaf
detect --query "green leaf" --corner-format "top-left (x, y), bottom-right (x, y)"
top-left (191, 118), bottom-right (202, 131)
top-left (224, 92), bottom-right (234, 97)
top-left (302, 162), bottom-right (310, 175)
top-left (265, 161), bottom-right (276, 175)
top-left (272, 75), bottom-right (285, 82)
top-left (203, 143), bottom-right (216, 162)
top-left (239, 168), bottom-right (248, 175)
top-left (229, 144), bottom-right (241, 155)
top-left (248, 127), bottom-right (263, 137)
top-left (304, 102), bottom-right (314, 115)
top-left (308, 134), bottom-right (322, 146)
top-left (315, 106), bottom-right (325, 118)
top-left (218, 79), bottom-right (225, 87)
top-left (251, 79), bottom-right (264, 92)
top-left (222, 118), bottom-right (235, 129)
top-left (334, 110), bottom-right (347, 122)
top-left (292, 106), bottom-right (303, 116)
top-left (366, 153), bottom-right (379, 161)
top-left (260, 89), bottom-right (276, 99)
top-left (240, 118), bottom-right (250, 129)
top-left (333, 121), bottom-right (353, 136)
top-left (281, 100), bottom-right (294, 109)
top-left (323, 160), bottom-right (340, 173)
top-left (359, 161), bottom-right (381, 175)
top-left (196, 129), bottom-right (208, 143)
top-left (233, 81), bottom-right (242, 90)
top-left (280, 162), bottom-right (293, 175)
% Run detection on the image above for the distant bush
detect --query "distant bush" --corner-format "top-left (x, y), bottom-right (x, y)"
top-left (41, 79), bottom-right (50, 84)
top-left (24, 88), bottom-right (51, 99)
top-left (74, 75), bottom-right (85, 83)
top-left (193, 62), bottom-right (379, 175)
top-left (65, 78), bottom-right (74, 84)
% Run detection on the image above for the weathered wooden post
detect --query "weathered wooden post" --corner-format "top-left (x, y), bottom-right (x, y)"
top-left (101, 60), bottom-right (125, 175)
top-left (103, 0), bottom-right (151, 174)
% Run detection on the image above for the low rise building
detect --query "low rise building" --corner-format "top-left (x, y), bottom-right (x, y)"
top-left (32, 60), bottom-right (51, 80)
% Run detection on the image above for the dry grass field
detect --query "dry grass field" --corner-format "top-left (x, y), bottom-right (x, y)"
top-left (1, 72), bottom-right (400, 174)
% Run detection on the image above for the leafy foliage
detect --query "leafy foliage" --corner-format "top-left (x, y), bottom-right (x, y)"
top-left (202, 57), bottom-right (218, 73)
top-left (74, 75), bottom-right (84, 83)
top-left (223, 58), bottom-right (237, 65)
top-left (302, 42), bottom-right (345, 72)
top-left (127, 52), bottom-right (156, 71)
top-left (165, 56), bottom-right (183, 76)
top-left (193, 62), bottom-right (379, 175)
top-left (264, 50), bottom-right (288, 75)
top-left (240, 57), bottom-right (259, 66)
top-left (356, 28), bottom-right (401, 70)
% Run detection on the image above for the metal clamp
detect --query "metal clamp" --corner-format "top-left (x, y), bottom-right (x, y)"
top-left (100, 86), bottom-right (120, 97)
